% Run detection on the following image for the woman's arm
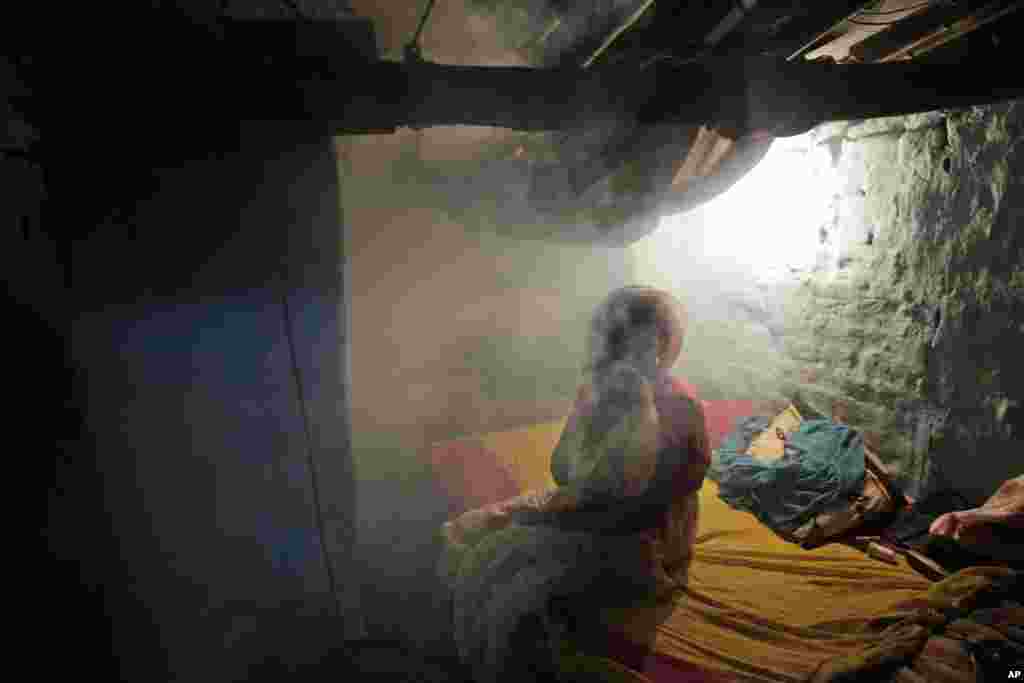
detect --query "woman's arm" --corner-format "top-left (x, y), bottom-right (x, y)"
top-left (654, 397), bottom-right (709, 579)
top-left (650, 392), bottom-right (711, 504)
top-left (688, 398), bottom-right (712, 479)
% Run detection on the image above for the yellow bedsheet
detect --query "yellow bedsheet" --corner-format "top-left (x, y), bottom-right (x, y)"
top-left (483, 419), bottom-right (932, 683)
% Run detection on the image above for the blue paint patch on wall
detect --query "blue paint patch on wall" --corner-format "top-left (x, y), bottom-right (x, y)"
top-left (59, 134), bottom-right (356, 681)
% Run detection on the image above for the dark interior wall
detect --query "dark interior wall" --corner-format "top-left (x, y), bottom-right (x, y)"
top-left (69, 139), bottom-right (353, 680)
top-left (51, 135), bottom-right (357, 681)
top-left (25, 37), bottom-right (362, 675)
top-left (16, 4), bottom-right (368, 678)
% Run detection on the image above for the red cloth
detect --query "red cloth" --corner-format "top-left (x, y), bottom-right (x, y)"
top-left (669, 377), bottom-right (700, 402)
top-left (700, 399), bottom-right (758, 452)
top-left (643, 654), bottom-right (736, 683)
top-left (427, 438), bottom-right (520, 518)
top-left (602, 630), bottom-right (735, 682)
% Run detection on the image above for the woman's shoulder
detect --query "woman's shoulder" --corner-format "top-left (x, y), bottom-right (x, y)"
top-left (655, 374), bottom-right (701, 414)
top-left (651, 376), bottom-right (703, 436)
top-left (664, 374), bottom-right (699, 402)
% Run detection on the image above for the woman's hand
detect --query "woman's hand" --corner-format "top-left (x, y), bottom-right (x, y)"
top-left (929, 475), bottom-right (1024, 545)
top-left (929, 509), bottom-right (1010, 547)
top-left (929, 511), bottom-right (965, 540)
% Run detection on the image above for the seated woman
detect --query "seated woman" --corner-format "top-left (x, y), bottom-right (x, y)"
top-left (444, 286), bottom-right (709, 574)
top-left (545, 285), bottom-right (711, 591)
top-left (439, 286), bottom-right (711, 681)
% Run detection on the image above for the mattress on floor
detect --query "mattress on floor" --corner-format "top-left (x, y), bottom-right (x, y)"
top-left (428, 400), bottom-right (930, 683)
top-left (601, 477), bottom-right (929, 683)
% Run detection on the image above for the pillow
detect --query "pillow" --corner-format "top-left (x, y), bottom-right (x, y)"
top-left (481, 420), bottom-right (564, 493)
top-left (429, 420), bottom-right (567, 519)
top-left (428, 437), bottom-right (521, 518)
top-left (739, 403), bottom-right (902, 549)
top-left (745, 403), bottom-right (803, 463)
top-left (701, 399), bottom-right (760, 452)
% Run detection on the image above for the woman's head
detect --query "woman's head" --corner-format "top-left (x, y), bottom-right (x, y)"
top-left (582, 287), bottom-right (684, 445)
top-left (586, 286), bottom-right (687, 387)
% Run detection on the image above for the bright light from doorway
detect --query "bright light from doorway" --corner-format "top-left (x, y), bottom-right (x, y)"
top-left (647, 133), bottom-right (840, 283)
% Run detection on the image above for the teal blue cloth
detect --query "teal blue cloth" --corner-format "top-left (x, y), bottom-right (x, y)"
top-left (710, 418), bottom-right (866, 537)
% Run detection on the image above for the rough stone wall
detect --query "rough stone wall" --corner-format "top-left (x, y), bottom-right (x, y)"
top-left (779, 102), bottom-right (1024, 503)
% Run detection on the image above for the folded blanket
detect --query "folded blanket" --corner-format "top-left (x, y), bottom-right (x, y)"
top-left (710, 419), bottom-right (866, 538)
top-left (807, 567), bottom-right (1023, 683)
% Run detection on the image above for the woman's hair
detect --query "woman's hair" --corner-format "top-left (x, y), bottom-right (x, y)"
top-left (586, 287), bottom-right (676, 383)
top-left (584, 286), bottom-right (682, 436)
